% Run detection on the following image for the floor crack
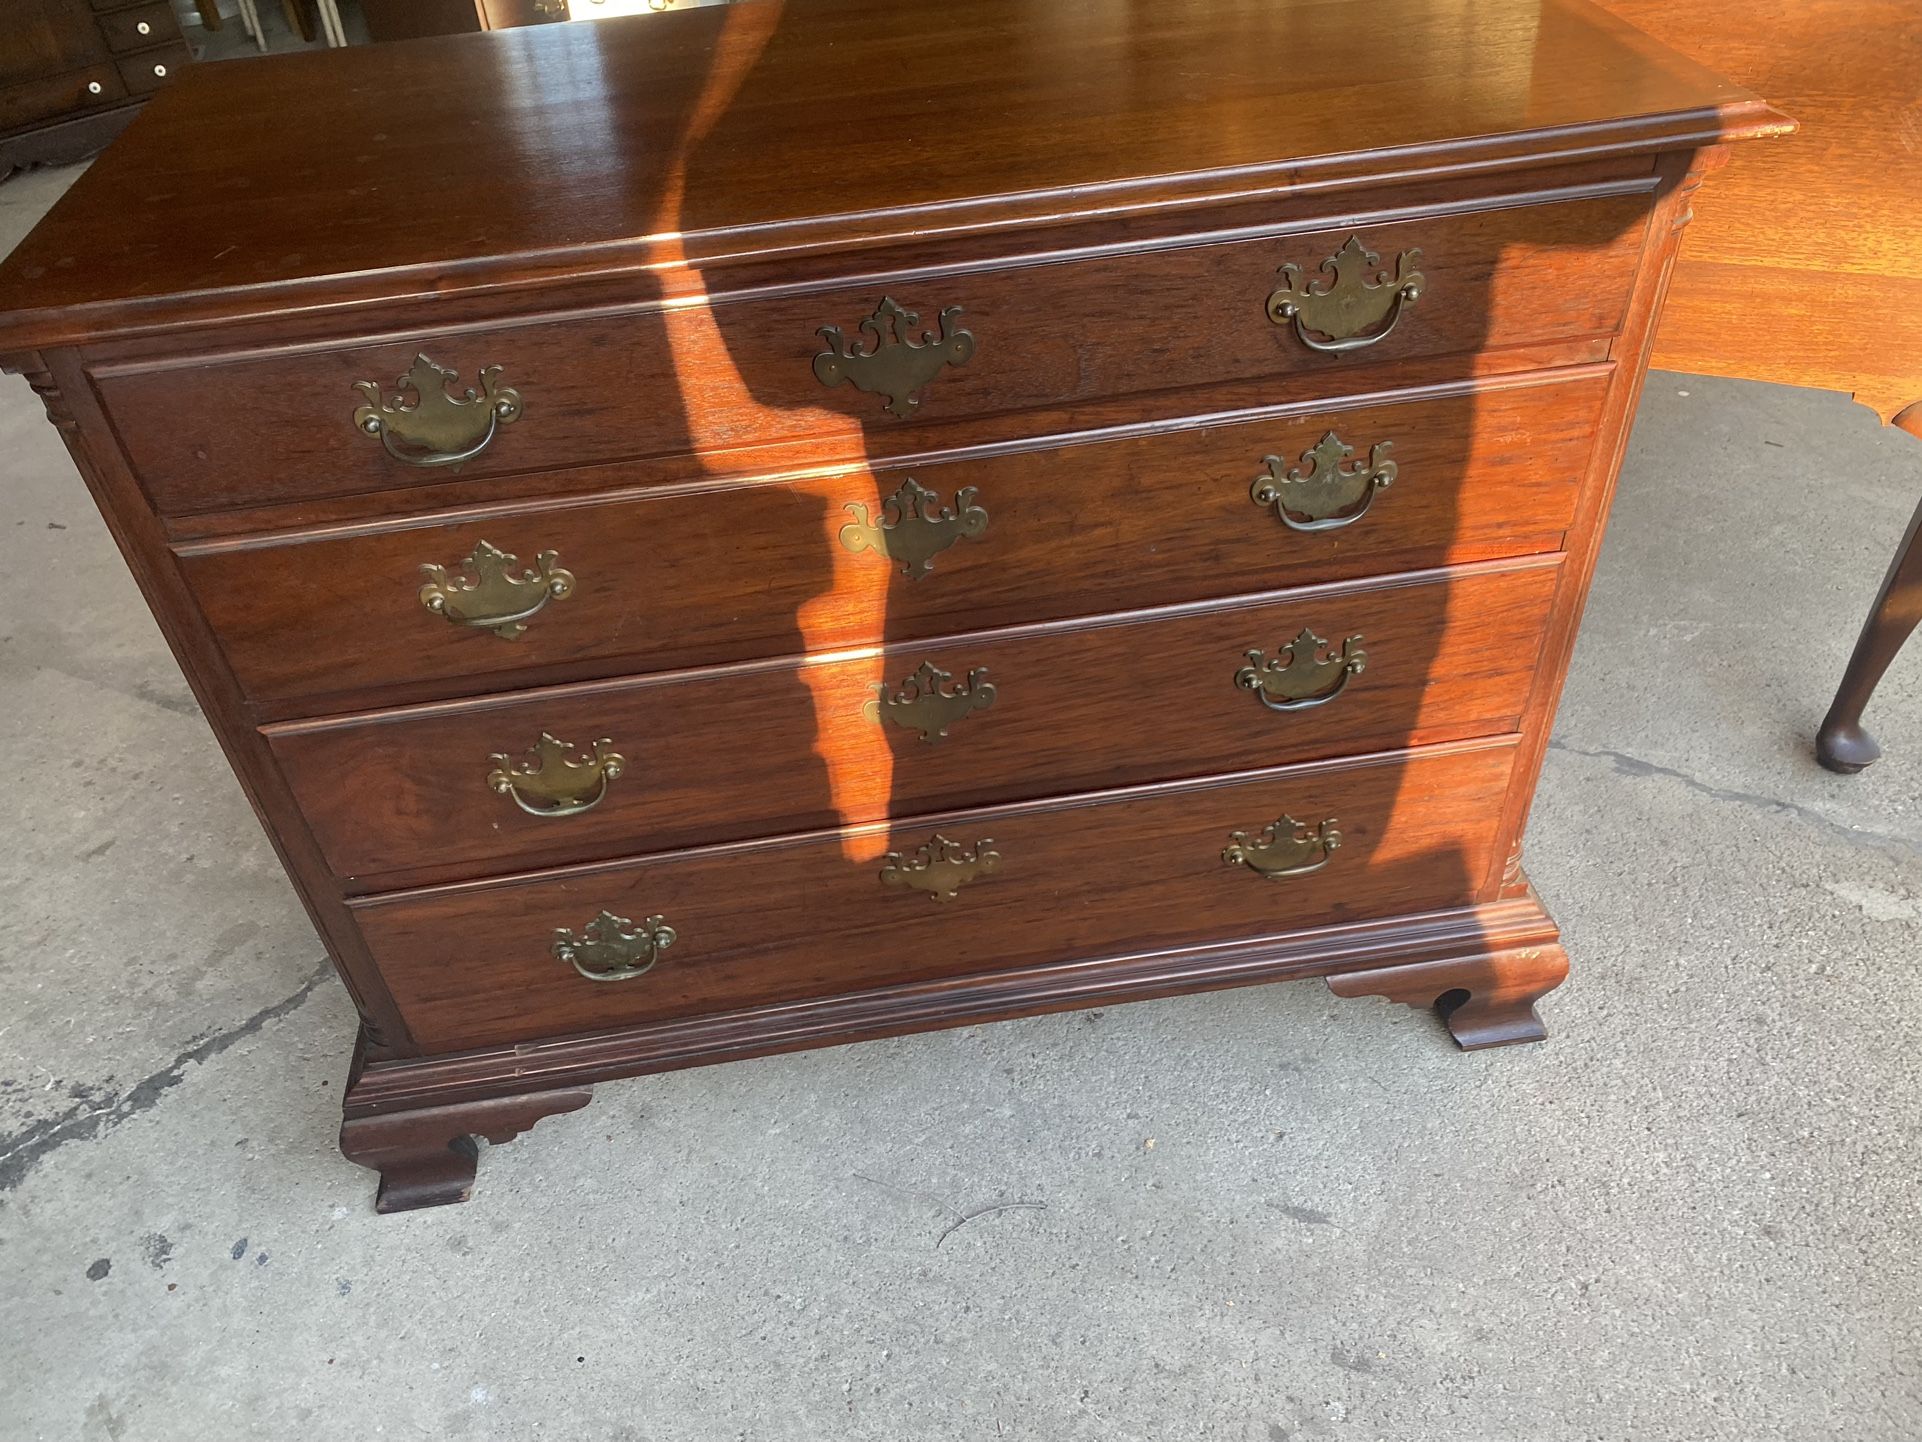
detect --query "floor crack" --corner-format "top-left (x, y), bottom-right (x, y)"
top-left (1547, 740), bottom-right (1922, 859)
top-left (0, 961), bottom-right (334, 1193)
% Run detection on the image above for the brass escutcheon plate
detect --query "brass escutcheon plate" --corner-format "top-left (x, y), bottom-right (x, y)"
top-left (839, 476), bottom-right (989, 579)
top-left (879, 833), bottom-right (1000, 901)
top-left (1235, 629), bottom-right (1366, 711)
top-left (813, 297), bottom-right (975, 418)
top-left (1252, 431), bottom-right (1396, 531)
top-left (551, 910), bottom-right (676, 982)
top-left (1266, 236), bottom-right (1424, 353)
top-left (353, 353), bottom-right (522, 466)
top-left (865, 661), bottom-right (996, 742)
top-left (1222, 815), bottom-right (1341, 879)
top-left (488, 732), bottom-right (623, 817)
top-left (419, 539), bottom-right (574, 639)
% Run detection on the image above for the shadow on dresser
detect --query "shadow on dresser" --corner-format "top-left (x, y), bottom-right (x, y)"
top-left (591, 0), bottom-right (1690, 1054)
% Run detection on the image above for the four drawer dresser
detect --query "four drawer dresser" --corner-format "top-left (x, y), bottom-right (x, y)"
top-left (0, 0), bottom-right (1785, 1209)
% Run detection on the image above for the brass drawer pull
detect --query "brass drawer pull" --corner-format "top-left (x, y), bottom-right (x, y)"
top-left (551, 910), bottom-right (676, 982)
top-left (1267, 236), bottom-right (1423, 354)
top-left (840, 477), bottom-right (988, 579)
top-left (865, 661), bottom-right (995, 742)
top-left (353, 353), bottom-right (522, 467)
top-left (1236, 628), bottom-right (1366, 712)
top-left (1252, 431), bottom-right (1395, 532)
top-left (814, 297), bottom-right (975, 418)
top-left (1223, 815), bottom-right (1341, 879)
top-left (488, 733), bottom-right (624, 817)
top-left (419, 540), bottom-right (573, 639)
top-left (880, 833), bottom-right (999, 901)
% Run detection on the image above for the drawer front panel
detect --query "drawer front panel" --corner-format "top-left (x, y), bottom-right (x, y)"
top-left (99, 3), bottom-right (180, 53)
top-left (182, 372), bottom-right (1605, 711)
top-left (103, 190), bottom-right (1649, 514)
top-left (0, 64), bottom-right (123, 130)
top-left (354, 739), bottom-right (1518, 1053)
top-left (271, 559), bottom-right (1559, 886)
top-left (115, 43), bottom-right (184, 95)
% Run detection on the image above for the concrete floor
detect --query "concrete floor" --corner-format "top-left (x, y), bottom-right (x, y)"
top-left (2, 158), bottom-right (1919, 1440)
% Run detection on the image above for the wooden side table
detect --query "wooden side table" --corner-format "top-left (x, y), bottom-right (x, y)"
top-left (1594, 0), bottom-right (1922, 772)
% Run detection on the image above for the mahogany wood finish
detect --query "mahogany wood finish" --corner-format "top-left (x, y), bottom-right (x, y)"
top-left (99, 191), bottom-right (1651, 515)
top-left (0, 0), bottom-right (1782, 1208)
top-left (0, 0), bottom-right (183, 178)
top-left (272, 561), bottom-right (1559, 887)
top-left (1595, 0), bottom-right (1922, 769)
top-left (182, 375), bottom-right (1605, 713)
top-left (354, 740), bottom-right (1522, 1052)
top-left (0, 0), bottom-right (1773, 346)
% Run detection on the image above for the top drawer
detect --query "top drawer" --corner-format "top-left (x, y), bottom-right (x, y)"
top-left (97, 188), bottom-right (1654, 516)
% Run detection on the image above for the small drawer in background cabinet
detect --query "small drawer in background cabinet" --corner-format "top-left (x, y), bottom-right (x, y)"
top-left (0, 64), bottom-right (124, 131)
top-left (116, 43), bottom-right (186, 96)
top-left (98, 2), bottom-right (181, 54)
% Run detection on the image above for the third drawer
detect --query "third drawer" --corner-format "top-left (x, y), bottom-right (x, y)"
top-left (269, 557), bottom-right (1558, 888)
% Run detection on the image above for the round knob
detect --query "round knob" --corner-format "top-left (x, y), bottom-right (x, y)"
top-left (86, 80), bottom-right (103, 95)
top-left (153, 63), bottom-right (167, 77)
top-left (137, 19), bottom-right (152, 33)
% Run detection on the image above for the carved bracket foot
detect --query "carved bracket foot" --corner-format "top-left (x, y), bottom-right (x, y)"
top-left (339, 1088), bottom-right (593, 1213)
top-left (1326, 944), bottom-right (1571, 1050)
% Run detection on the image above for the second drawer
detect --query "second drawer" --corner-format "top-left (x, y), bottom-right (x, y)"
top-left (269, 557), bottom-right (1558, 887)
top-left (182, 370), bottom-right (1605, 711)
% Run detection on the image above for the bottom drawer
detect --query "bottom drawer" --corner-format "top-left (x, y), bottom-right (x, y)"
top-left (0, 65), bottom-right (125, 131)
top-left (355, 738), bottom-right (1519, 1053)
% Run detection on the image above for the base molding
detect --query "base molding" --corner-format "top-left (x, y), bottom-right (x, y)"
top-left (0, 105), bottom-right (144, 181)
top-left (337, 881), bottom-right (1567, 1207)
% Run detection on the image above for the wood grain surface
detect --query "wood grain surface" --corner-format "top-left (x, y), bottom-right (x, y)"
top-left (180, 371), bottom-right (1608, 713)
top-left (1598, 0), bottom-right (1916, 419)
top-left (270, 558), bottom-right (1560, 887)
top-left (0, 0), bottom-right (1781, 348)
top-left (97, 191), bottom-right (1651, 515)
top-left (353, 738), bottom-right (1519, 1052)
top-left (0, 0), bottom-right (1786, 1204)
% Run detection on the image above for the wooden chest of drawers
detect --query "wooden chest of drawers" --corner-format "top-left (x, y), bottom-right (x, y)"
top-left (0, 0), bottom-right (1784, 1210)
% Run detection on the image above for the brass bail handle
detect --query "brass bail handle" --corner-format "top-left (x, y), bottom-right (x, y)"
top-left (418, 539), bottom-right (574, 639)
top-left (1251, 431), bottom-right (1397, 534)
top-left (551, 910), bottom-right (676, 982)
top-left (1222, 815), bottom-right (1342, 879)
top-left (1266, 236), bottom-right (1424, 355)
top-left (488, 733), bottom-right (624, 818)
top-left (1235, 629), bottom-right (1367, 713)
top-left (353, 352), bottom-right (523, 467)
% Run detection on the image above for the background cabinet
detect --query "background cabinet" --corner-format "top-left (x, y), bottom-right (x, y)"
top-left (359, 0), bottom-right (726, 42)
top-left (0, 0), bottom-right (186, 177)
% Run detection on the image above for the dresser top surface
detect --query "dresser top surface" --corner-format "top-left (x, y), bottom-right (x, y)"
top-left (0, 0), bottom-right (1780, 351)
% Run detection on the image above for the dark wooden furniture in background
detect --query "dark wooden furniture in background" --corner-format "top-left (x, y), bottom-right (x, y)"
top-left (0, 0), bottom-right (1781, 1210)
top-left (361, 0), bottom-right (720, 42)
top-left (0, 0), bottom-right (188, 178)
top-left (1594, 0), bottom-right (1922, 772)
